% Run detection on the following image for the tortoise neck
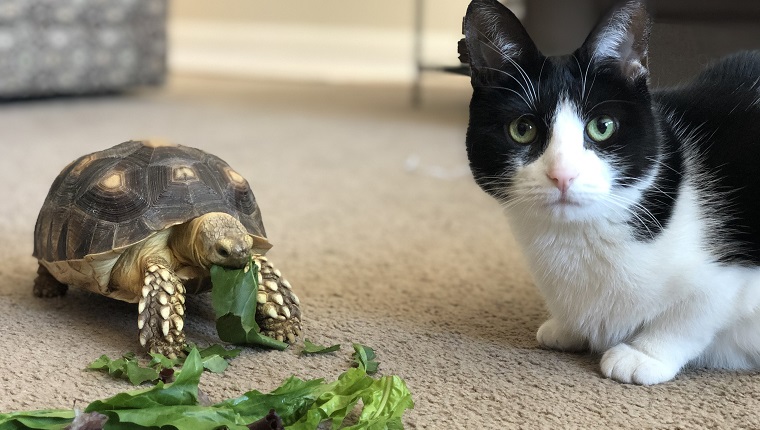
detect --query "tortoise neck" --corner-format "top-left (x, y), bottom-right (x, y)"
top-left (110, 229), bottom-right (175, 293)
top-left (169, 216), bottom-right (210, 269)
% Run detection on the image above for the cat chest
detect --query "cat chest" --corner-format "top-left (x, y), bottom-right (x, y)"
top-left (524, 233), bottom-right (642, 297)
top-left (517, 227), bottom-right (668, 347)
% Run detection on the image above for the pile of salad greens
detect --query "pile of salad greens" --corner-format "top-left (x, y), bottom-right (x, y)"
top-left (0, 259), bottom-right (414, 429)
top-left (0, 347), bottom-right (413, 429)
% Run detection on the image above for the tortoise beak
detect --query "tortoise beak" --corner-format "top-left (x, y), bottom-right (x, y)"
top-left (213, 239), bottom-right (251, 269)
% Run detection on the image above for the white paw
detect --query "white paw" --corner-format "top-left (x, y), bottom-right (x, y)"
top-left (601, 343), bottom-right (679, 385)
top-left (536, 319), bottom-right (587, 352)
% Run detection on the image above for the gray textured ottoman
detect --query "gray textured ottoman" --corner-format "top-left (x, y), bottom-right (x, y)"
top-left (0, 0), bottom-right (167, 98)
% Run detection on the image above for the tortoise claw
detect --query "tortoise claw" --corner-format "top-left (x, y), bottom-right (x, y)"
top-left (138, 258), bottom-right (187, 355)
top-left (254, 256), bottom-right (302, 344)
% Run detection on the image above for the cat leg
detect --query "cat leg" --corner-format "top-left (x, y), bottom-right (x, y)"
top-left (601, 343), bottom-right (680, 385)
top-left (536, 318), bottom-right (588, 352)
top-left (600, 293), bottom-right (729, 385)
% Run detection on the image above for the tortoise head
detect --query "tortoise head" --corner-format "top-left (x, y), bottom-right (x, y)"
top-left (175, 212), bottom-right (261, 269)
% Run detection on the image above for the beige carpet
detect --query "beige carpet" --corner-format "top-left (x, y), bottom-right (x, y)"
top-left (1, 75), bottom-right (759, 429)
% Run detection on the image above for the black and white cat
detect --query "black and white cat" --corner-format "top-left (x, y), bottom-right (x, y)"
top-left (461, 0), bottom-right (760, 384)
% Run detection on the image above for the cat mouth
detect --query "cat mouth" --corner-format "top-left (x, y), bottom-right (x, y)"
top-left (550, 194), bottom-right (583, 207)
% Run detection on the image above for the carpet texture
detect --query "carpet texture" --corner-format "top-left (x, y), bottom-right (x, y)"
top-left (1, 75), bottom-right (759, 429)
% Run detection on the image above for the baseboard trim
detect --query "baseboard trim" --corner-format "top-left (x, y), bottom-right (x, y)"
top-left (169, 19), bottom-right (460, 84)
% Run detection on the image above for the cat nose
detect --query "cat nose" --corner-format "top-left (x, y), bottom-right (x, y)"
top-left (547, 168), bottom-right (579, 193)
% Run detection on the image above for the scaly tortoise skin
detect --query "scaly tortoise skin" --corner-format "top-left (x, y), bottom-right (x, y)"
top-left (32, 140), bottom-right (301, 357)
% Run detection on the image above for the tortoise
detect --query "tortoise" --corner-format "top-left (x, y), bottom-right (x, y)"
top-left (32, 140), bottom-right (302, 357)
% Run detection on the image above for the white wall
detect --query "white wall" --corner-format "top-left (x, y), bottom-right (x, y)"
top-left (169, 0), bottom-right (524, 83)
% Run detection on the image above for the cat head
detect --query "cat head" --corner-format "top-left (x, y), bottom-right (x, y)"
top-left (462, 0), bottom-right (660, 223)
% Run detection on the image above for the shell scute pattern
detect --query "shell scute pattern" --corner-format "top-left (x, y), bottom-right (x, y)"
top-left (33, 140), bottom-right (266, 262)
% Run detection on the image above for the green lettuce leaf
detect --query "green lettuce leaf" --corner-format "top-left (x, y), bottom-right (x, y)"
top-left (0, 410), bottom-right (74, 430)
top-left (86, 348), bottom-right (203, 413)
top-left (195, 344), bottom-right (242, 374)
top-left (287, 368), bottom-right (374, 429)
top-left (345, 375), bottom-right (415, 430)
top-left (95, 405), bottom-right (248, 430)
top-left (302, 339), bottom-right (341, 355)
top-left (218, 376), bottom-right (325, 426)
top-left (286, 368), bottom-right (414, 430)
top-left (210, 261), bottom-right (288, 350)
top-left (88, 344), bottom-right (241, 385)
top-left (87, 353), bottom-right (160, 385)
top-left (352, 344), bottom-right (379, 374)
top-left (148, 352), bottom-right (180, 370)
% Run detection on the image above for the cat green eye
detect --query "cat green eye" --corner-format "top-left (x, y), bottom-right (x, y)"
top-left (586, 115), bottom-right (617, 142)
top-left (507, 118), bottom-right (537, 145)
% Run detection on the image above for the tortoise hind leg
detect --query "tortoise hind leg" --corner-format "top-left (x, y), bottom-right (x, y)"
top-left (254, 255), bottom-right (302, 343)
top-left (137, 257), bottom-right (187, 358)
top-left (33, 263), bottom-right (68, 298)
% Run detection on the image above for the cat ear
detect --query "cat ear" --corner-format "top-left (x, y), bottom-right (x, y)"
top-left (581, 0), bottom-right (651, 80)
top-left (459, 0), bottom-right (540, 73)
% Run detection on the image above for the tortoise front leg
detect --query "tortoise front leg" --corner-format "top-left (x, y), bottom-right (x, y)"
top-left (137, 257), bottom-right (186, 358)
top-left (33, 263), bottom-right (68, 298)
top-left (254, 255), bottom-right (302, 343)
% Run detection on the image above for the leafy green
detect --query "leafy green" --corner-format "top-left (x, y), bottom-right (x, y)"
top-left (302, 339), bottom-right (341, 355)
top-left (87, 353), bottom-right (160, 385)
top-left (148, 352), bottom-right (180, 369)
top-left (345, 375), bottom-right (414, 430)
top-left (86, 348), bottom-right (204, 413)
top-left (222, 367), bottom-right (413, 430)
top-left (1, 346), bottom-right (414, 430)
top-left (211, 261), bottom-right (288, 350)
top-left (0, 410), bottom-right (74, 430)
top-left (193, 344), bottom-right (242, 360)
top-left (285, 368), bottom-right (413, 430)
top-left (87, 344), bottom-right (242, 385)
top-left (352, 344), bottom-right (380, 374)
top-left (218, 376), bottom-right (325, 425)
top-left (287, 368), bottom-right (374, 429)
top-left (194, 344), bottom-right (242, 374)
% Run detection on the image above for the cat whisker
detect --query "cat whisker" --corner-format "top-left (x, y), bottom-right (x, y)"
top-left (586, 99), bottom-right (636, 113)
top-left (502, 56), bottom-right (539, 107)
top-left (606, 193), bottom-right (664, 235)
top-left (538, 57), bottom-right (548, 100)
top-left (585, 71), bottom-right (599, 106)
top-left (600, 196), bottom-right (658, 240)
top-left (472, 31), bottom-right (538, 108)
top-left (478, 83), bottom-right (533, 108)
top-left (616, 172), bottom-right (678, 191)
top-left (572, 54), bottom-right (588, 102)
top-left (645, 155), bottom-right (682, 177)
top-left (478, 65), bottom-right (532, 98)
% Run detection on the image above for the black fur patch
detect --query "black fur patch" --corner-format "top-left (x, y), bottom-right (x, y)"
top-left (656, 52), bottom-right (760, 265)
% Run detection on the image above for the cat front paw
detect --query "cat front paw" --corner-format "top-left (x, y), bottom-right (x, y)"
top-left (536, 319), bottom-right (587, 352)
top-left (601, 343), bottom-right (679, 385)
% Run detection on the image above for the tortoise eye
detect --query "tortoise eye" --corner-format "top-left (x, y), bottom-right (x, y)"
top-left (216, 245), bottom-right (230, 258)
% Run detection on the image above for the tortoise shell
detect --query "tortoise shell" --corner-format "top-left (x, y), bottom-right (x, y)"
top-left (34, 140), bottom-right (267, 263)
